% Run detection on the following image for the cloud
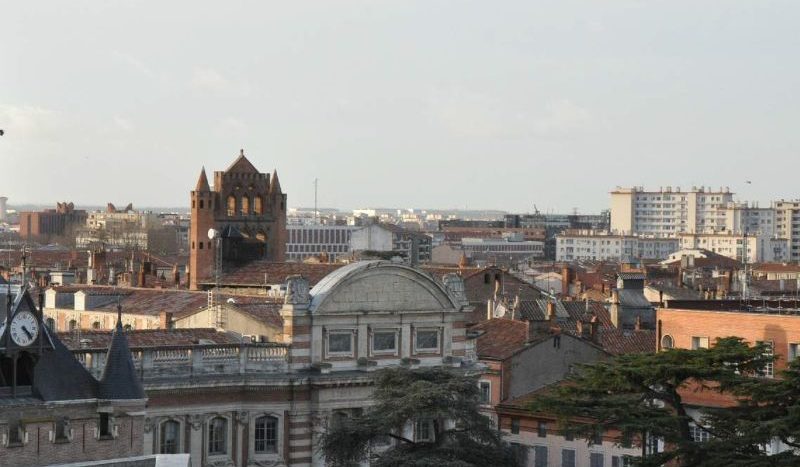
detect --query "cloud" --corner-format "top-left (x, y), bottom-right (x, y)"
top-left (111, 50), bottom-right (157, 79)
top-left (429, 89), bottom-right (596, 139)
top-left (532, 99), bottom-right (593, 136)
top-left (190, 68), bottom-right (253, 97)
top-left (0, 104), bottom-right (66, 141)
top-left (214, 116), bottom-right (249, 137)
top-left (112, 116), bottom-right (134, 132)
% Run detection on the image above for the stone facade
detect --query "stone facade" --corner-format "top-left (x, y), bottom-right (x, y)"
top-left (72, 261), bottom-right (475, 466)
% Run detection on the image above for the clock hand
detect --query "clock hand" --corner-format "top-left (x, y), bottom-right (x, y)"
top-left (22, 326), bottom-right (33, 340)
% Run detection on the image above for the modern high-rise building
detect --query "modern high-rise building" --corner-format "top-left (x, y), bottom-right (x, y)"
top-left (189, 150), bottom-right (287, 290)
top-left (610, 186), bottom-right (735, 236)
top-left (774, 199), bottom-right (800, 262)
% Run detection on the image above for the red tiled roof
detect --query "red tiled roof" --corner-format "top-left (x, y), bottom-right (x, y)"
top-left (472, 318), bottom-right (529, 360)
top-left (59, 328), bottom-right (243, 349)
top-left (753, 263), bottom-right (800, 273)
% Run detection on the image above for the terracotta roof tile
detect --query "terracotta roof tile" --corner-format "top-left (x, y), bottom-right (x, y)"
top-left (472, 318), bottom-right (529, 360)
top-left (212, 261), bottom-right (345, 287)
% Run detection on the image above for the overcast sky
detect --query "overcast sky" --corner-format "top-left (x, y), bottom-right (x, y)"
top-left (2, 1), bottom-right (799, 213)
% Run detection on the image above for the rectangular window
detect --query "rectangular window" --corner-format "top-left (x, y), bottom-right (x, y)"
top-left (691, 336), bottom-right (709, 349)
top-left (160, 421), bottom-right (180, 454)
top-left (255, 416), bottom-right (278, 453)
top-left (562, 449), bottom-right (576, 467)
top-left (510, 418), bottom-right (520, 434)
top-left (533, 445), bottom-right (548, 467)
top-left (564, 428), bottom-right (574, 441)
top-left (99, 413), bottom-right (111, 438)
top-left (327, 331), bottom-right (353, 355)
top-left (537, 421), bottom-right (547, 438)
top-left (415, 420), bottom-right (434, 442)
top-left (479, 381), bottom-right (491, 404)
top-left (590, 452), bottom-right (604, 467)
top-left (790, 343), bottom-right (800, 361)
top-left (415, 329), bottom-right (439, 352)
top-left (689, 424), bottom-right (710, 443)
top-left (372, 331), bottom-right (397, 354)
top-left (208, 418), bottom-right (227, 455)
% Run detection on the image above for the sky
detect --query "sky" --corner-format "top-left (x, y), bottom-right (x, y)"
top-left (2, 1), bottom-right (799, 213)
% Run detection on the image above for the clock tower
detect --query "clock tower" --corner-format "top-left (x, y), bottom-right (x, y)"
top-left (0, 287), bottom-right (53, 396)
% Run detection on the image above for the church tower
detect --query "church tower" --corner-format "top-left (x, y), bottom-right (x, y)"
top-left (189, 151), bottom-right (287, 290)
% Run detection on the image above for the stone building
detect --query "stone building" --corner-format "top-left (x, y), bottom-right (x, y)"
top-left (68, 260), bottom-right (475, 466)
top-left (0, 287), bottom-right (147, 466)
top-left (190, 151), bottom-right (287, 290)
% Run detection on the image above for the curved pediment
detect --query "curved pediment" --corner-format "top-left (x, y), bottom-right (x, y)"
top-left (309, 261), bottom-right (458, 314)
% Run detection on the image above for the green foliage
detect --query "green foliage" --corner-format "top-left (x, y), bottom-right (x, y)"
top-left (528, 337), bottom-right (776, 467)
top-left (318, 366), bottom-right (520, 467)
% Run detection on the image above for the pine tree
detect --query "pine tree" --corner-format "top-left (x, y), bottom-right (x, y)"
top-left (527, 337), bottom-right (774, 467)
top-left (318, 366), bottom-right (521, 467)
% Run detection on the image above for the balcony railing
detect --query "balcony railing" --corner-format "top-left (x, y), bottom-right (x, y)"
top-left (72, 342), bottom-right (290, 381)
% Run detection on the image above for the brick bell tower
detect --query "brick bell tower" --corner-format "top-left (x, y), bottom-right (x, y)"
top-left (189, 150), bottom-right (287, 290)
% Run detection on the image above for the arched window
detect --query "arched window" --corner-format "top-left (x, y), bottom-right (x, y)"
top-left (208, 417), bottom-right (227, 455)
top-left (69, 319), bottom-right (77, 331)
top-left (254, 415), bottom-right (278, 454)
top-left (241, 196), bottom-right (250, 215)
top-left (661, 335), bottom-right (674, 350)
top-left (160, 420), bottom-right (180, 454)
top-left (124, 324), bottom-right (133, 331)
top-left (46, 318), bottom-right (55, 331)
top-left (254, 196), bottom-right (263, 215)
top-left (92, 321), bottom-right (101, 330)
top-left (227, 195), bottom-right (237, 216)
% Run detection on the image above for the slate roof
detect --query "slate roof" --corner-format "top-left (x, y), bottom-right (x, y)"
top-left (60, 328), bottom-right (242, 349)
top-left (511, 300), bottom-right (655, 355)
top-left (617, 289), bottom-right (654, 309)
top-left (1, 289), bottom-right (100, 402)
top-left (212, 261), bottom-right (345, 287)
top-left (617, 272), bottom-right (646, 280)
top-left (753, 263), bottom-right (800, 273)
top-left (98, 308), bottom-right (145, 400)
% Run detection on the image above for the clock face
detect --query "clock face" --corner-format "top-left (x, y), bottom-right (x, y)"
top-left (10, 310), bottom-right (39, 347)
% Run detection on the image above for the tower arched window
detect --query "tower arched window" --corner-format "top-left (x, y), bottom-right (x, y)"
top-left (661, 335), bottom-right (674, 350)
top-left (69, 319), bottom-right (77, 331)
top-left (227, 195), bottom-right (236, 216)
top-left (241, 196), bottom-right (250, 215)
top-left (254, 196), bottom-right (263, 215)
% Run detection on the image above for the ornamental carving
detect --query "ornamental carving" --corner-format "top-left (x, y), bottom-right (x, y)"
top-left (285, 275), bottom-right (310, 305)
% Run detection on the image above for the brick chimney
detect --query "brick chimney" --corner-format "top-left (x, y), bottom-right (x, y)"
top-left (635, 315), bottom-right (642, 331)
top-left (561, 266), bottom-right (571, 296)
top-left (546, 301), bottom-right (556, 322)
top-left (159, 311), bottom-right (173, 329)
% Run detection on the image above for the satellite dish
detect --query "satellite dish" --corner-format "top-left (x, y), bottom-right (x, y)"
top-left (208, 228), bottom-right (219, 240)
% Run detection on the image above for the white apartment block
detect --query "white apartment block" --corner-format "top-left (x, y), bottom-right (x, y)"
top-left (556, 231), bottom-right (679, 262)
top-left (774, 200), bottom-right (800, 262)
top-left (611, 186), bottom-right (734, 236)
top-left (677, 232), bottom-right (789, 263)
top-left (286, 224), bottom-right (357, 262)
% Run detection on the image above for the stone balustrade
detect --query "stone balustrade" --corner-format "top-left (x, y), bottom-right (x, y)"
top-left (72, 343), bottom-right (290, 381)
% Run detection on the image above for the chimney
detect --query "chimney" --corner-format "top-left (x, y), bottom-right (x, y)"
top-left (585, 297), bottom-right (589, 312)
top-left (611, 288), bottom-right (620, 305)
top-left (590, 315), bottom-right (599, 343)
top-left (138, 268), bottom-right (146, 288)
top-left (546, 301), bottom-right (556, 322)
top-left (635, 315), bottom-right (642, 331)
top-left (577, 320), bottom-right (591, 339)
top-left (159, 311), bottom-right (173, 330)
top-left (561, 266), bottom-right (571, 296)
top-left (487, 298), bottom-right (494, 321)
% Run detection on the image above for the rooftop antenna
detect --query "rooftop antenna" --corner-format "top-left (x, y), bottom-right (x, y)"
top-left (313, 178), bottom-right (319, 225)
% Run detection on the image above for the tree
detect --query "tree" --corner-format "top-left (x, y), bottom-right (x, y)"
top-left (528, 337), bottom-right (774, 467)
top-left (318, 366), bottom-right (521, 467)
